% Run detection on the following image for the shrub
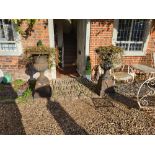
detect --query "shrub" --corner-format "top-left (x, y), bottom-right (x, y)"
top-left (12, 79), bottom-right (26, 90)
top-left (95, 45), bottom-right (123, 69)
top-left (86, 56), bottom-right (91, 75)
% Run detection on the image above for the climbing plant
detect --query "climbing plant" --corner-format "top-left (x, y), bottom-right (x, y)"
top-left (24, 40), bottom-right (55, 68)
top-left (10, 19), bottom-right (37, 37)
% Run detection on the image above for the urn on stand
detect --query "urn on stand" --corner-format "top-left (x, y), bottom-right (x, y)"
top-left (97, 60), bottom-right (115, 97)
top-left (33, 55), bottom-right (52, 99)
top-left (95, 46), bottom-right (123, 97)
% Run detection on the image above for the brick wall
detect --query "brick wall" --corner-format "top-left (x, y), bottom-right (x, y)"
top-left (1, 19), bottom-right (155, 75)
top-left (21, 19), bottom-right (50, 48)
top-left (89, 19), bottom-right (155, 70)
top-left (0, 56), bottom-right (19, 71)
top-left (89, 19), bottom-right (114, 69)
top-left (0, 19), bottom-right (50, 71)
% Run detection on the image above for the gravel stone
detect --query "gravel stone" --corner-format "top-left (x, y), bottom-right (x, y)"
top-left (0, 78), bottom-right (154, 134)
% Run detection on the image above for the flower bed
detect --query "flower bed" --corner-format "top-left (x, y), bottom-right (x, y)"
top-left (0, 79), bottom-right (32, 103)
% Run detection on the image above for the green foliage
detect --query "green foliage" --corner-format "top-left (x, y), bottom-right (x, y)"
top-left (0, 79), bottom-right (32, 103)
top-left (13, 79), bottom-right (32, 103)
top-left (37, 40), bottom-right (43, 47)
top-left (86, 56), bottom-right (91, 75)
top-left (96, 45), bottom-right (123, 56)
top-left (22, 88), bottom-right (32, 98)
top-left (21, 55), bottom-right (34, 66)
top-left (25, 46), bottom-right (55, 69)
top-left (17, 88), bottom-right (32, 103)
top-left (48, 47), bottom-right (56, 68)
top-left (95, 45), bottom-right (123, 68)
top-left (25, 46), bottom-right (55, 56)
top-left (12, 79), bottom-right (25, 90)
top-left (13, 79), bottom-right (25, 86)
top-left (10, 19), bottom-right (37, 37)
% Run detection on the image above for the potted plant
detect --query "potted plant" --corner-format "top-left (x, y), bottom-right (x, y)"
top-left (95, 45), bottom-right (123, 96)
top-left (24, 40), bottom-right (55, 70)
top-left (95, 45), bottom-right (123, 69)
top-left (85, 56), bottom-right (91, 80)
top-left (24, 40), bottom-right (55, 98)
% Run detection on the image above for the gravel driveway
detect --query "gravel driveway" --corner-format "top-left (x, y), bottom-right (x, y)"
top-left (0, 97), bottom-right (154, 135)
top-left (0, 77), bottom-right (154, 135)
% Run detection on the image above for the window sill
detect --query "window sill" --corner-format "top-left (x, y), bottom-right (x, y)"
top-left (0, 50), bottom-right (23, 56)
top-left (123, 51), bottom-right (146, 57)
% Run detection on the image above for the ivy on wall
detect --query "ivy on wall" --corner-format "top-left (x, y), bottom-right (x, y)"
top-left (10, 19), bottom-right (37, 38)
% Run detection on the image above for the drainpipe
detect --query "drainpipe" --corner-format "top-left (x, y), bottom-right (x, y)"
top-left (48, 19), bottom-right (56, 79)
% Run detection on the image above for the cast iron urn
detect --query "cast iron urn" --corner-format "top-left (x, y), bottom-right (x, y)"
top-left (98, 59), bottom-right (115, 97)
top-left (33, 55), bottom-right (51, 98)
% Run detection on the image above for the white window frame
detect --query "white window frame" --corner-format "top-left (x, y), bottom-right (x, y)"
top-left (112, 19), bottom-right (151, 56)
top-left (0, 20), bottom-right (23, 56)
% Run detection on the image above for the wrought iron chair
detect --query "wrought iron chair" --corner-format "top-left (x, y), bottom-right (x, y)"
top-left (110, 65), bottom-right (135, 84)
top-left (136, 53), bottom-right (155, 109)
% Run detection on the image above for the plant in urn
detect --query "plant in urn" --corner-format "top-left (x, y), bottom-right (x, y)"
top-left (96, 45), bottom-right (123, 97)
top-left (24, 41), bottom-right (55, 99)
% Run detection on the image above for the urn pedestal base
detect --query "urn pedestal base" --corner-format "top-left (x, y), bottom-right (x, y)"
top-left (34, 75), bottom-right (51, 99)
top-left (97, 70), bottom-right (115, 97)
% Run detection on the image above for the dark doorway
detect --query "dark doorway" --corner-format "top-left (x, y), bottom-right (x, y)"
top-left (54, 19), bottom-right (78, 77)
top-left (63, 20), bottom-right (77, 70)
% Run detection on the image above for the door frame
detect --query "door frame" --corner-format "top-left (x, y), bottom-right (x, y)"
top-left (48, 19), bottom-right (56, 79)
top-left (76, 19), bottom-right (90, 75)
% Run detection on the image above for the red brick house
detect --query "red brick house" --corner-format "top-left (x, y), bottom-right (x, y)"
top-left (0, 19), bottom-right (155, 79)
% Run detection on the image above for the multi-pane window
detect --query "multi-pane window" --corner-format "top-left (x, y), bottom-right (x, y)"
top-left (0, 19), bottom-right (17, 51)
top-left (115, 19), bottom-right (148, 53)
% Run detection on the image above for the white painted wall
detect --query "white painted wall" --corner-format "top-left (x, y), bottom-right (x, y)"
top-left (48, 19), bottom-right (56, 79)
top-left (85, 20), bottom-right (90, 57)
top-left (77, 20), bottom-right (87, 75)
top-left (77, 20), bottom-right (90, 76)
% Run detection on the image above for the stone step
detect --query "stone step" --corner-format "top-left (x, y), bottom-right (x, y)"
top-left (64, 64), bottom-right (76, 67)
top-left (64, 50), bottom-right (77, 54)
top-left (64, 55), bottom-right (76, 58)
top-left (50, 77), bottom-right (99, 99)
top-left (64, 59), bottom-right (76, 64)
